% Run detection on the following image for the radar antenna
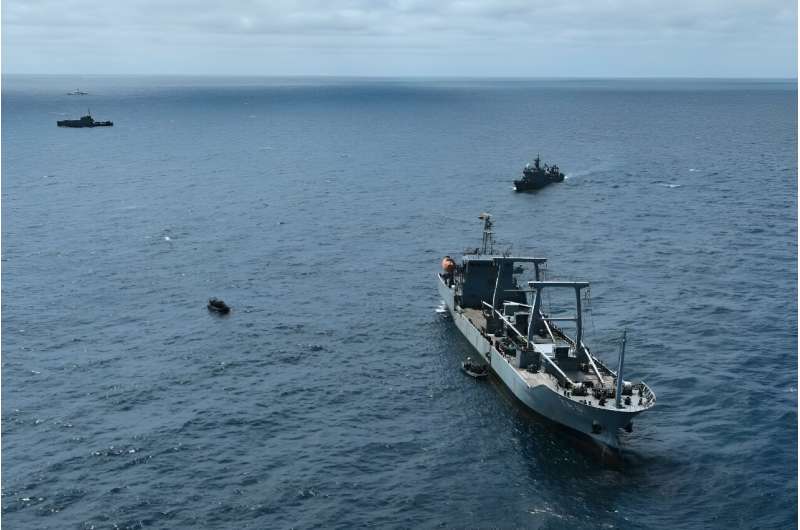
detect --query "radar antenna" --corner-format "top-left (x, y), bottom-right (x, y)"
top-left (478, 212), bottom-right (494, 254)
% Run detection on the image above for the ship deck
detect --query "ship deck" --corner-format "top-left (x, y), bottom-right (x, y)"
top-left (461, 308), bottom-right (488, 331)
top-left (460, 306), bottom-right (613, 388)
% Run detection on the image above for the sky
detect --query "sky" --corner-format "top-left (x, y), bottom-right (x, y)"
top-left (2, 0), bottom-right (797, 77)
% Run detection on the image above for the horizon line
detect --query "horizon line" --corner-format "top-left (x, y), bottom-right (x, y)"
top-left (2, 73), bottom-right (797, 81)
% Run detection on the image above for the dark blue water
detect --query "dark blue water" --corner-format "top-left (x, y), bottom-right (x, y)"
top-left (2, 76), bottom-right (797, 529)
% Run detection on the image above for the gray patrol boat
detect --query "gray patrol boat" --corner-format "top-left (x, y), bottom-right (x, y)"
top-left (438, 214), bottom-right (655, 448)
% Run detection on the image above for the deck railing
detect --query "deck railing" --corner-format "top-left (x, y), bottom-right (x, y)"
top-left (638, 381), bottom-right (656, 405)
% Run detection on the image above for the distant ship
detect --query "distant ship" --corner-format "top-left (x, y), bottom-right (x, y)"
top-left (67, 89), bottom-right (88, 96)
top-left (513, 155), bottom-right (564, 191)
top-left (57, 111), bottom-right (113, 128)
top-left (437, 214), bottom-right (656, 448)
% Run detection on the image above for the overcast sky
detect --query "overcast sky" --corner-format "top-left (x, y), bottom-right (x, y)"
top-left (2, 0), bottom-right (797, 77)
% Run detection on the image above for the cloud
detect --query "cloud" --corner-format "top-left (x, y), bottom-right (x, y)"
top-left (2, 0), bottom-right (796, 76)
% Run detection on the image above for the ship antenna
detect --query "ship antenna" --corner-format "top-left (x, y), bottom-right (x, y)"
top-left (479, 212), bottom-right (494, 254)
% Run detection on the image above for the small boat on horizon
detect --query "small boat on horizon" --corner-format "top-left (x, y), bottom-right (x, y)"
top-left (67, 89), bottom-right (88, 96)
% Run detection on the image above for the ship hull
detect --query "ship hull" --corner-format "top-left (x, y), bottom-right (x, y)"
top-left (513, 178), bottom-right (548, 192)
top-left (57, 121), bottom-right (113, 128)
top-left (438, 275), bottom-right (640, 449)
top-left (513, 175), bottom-right (564, 192)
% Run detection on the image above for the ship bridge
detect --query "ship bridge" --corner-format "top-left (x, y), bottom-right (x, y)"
top-left (458, 255), bottom-right (546, 310)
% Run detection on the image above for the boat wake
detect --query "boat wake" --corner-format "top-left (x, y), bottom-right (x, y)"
top-left (435, 302), bottom-right (448, 315)
top-left (563, 169), bottom-right (593, 181)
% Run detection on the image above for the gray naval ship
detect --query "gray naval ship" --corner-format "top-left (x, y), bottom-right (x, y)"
top-left (57, 110), bottom-right (113, 128)
top-left (438, 214), bottom-right (655, 448)
top-left (513, 155), bottom-right (565, 192)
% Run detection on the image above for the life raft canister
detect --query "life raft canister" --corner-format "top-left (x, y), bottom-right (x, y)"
top-left (441, 256), bottom-right (456, 273)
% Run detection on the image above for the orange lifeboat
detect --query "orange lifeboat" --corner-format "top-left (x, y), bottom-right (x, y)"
top-left (441, 256), bottom-right (456, 273)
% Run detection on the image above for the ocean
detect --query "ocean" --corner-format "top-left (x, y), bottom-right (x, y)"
top-left (2, 75), bottom-right (797, 529)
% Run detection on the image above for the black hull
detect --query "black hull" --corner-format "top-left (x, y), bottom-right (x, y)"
top-left (57, 122), bottom-right (113, 128)
top-left (513, 174), bottom-right (564, 192)
top-left (513, 179), bottom-right (549, 192)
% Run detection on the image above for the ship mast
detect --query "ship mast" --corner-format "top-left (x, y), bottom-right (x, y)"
top-left (479, 213), bottom-right (494, 254)
top-left (615, 330), bottom-right (627, 408)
